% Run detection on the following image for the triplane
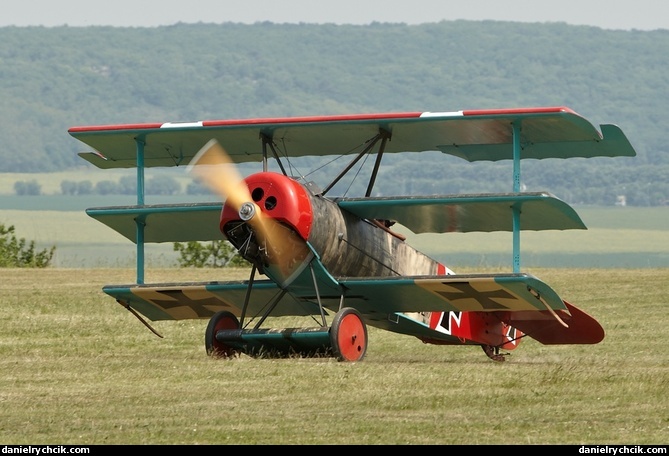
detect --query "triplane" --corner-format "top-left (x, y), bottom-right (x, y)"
top-left (69, 107), bottom-right (636, 362)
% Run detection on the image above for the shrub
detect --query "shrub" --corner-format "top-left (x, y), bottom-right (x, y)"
top-left (173, 240), bottom-right (248, 268)
top-left (0, 223), bottom-right (55, 267)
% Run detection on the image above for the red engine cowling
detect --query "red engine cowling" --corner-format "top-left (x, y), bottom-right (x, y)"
top-left (220, 171), bottom-right (314, 240)
top-left (219, 172), bottom-right (318, 281)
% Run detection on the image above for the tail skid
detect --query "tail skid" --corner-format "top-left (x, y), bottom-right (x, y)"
top-left (396, 300), bottom-right (603, 362)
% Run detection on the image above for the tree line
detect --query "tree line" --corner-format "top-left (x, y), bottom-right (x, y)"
top-left (12, 176), bottom-right (210, 196)
top-left (1, 21), bottom-right (667, 204)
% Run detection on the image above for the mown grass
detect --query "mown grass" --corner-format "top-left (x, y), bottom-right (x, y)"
top-left (0, 267), bottom-right (667, 444)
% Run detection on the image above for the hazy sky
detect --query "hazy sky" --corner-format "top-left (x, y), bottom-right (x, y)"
top-left (1, 0), bottom-right (668, 30)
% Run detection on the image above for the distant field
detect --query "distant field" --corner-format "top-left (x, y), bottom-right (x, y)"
top-left (1, 202), bottom-right (666, 268)
top-left (0, 209), bottom-right (177, 268)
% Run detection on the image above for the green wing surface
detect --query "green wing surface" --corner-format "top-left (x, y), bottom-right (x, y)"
top-left (107, 272), bottom-right (567, 322)
top-left (86, 202), bottom-right (223, 243)
top-left (86, 192), bottom-right (585, 243)
top-left (103, 280), bottom-right (322, 321)
top-left (336, 273), bottom-right (566, 318)
top-left (337, 192), bottom-right (586, 233)
top-left (69, 107), bottom-right (635, 169)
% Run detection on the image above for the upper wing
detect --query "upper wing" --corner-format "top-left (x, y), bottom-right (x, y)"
top-left (337, 191), bottom-right (585, 233)
top-left (69, 107), bottom-right (636, 169)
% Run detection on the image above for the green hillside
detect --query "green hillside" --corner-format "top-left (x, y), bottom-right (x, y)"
top-left (0, 21), bottom-right (668, 205)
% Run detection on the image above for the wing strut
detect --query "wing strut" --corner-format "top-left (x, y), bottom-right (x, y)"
top-left (239, 264), bottom-right (258, 327)
top-left (321, 129), bottom-right (390, 196)
top-left (365, 129), bottom-right (391, 197)
top-left (512, 121), bottom-right (521, 273)
top-left (116, 299), bottom-right (164, 338)
top-left (309, 262), bottom-right (328, 327)
top-left (261, 133), bottom-right (289, 176)
top-left (134, 137), bottom-right (146, 284)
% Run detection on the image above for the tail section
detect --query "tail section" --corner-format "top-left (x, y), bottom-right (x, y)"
top-left (414, 311), bottom-right (523, 351)
top-left (433, 311), bottom-right (522, 350)
top-left (417, 264), bottom-right (525, 355)
top-left (500, 300), bottom-right (605, 345)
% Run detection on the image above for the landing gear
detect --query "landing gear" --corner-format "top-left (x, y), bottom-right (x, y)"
top-left (204, 258), bottom-right (369, 361)
top-left (204, 307), bottom-right (368, 362)
top-left (205, 311), bottom-right (240, 358)
top-left (330, 307), bottom-right (367, 362)
top-left (481, 344), bottom-right (507, 362)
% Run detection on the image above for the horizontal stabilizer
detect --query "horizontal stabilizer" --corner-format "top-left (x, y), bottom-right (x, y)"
top-left (502, 301), bottom-right (605, 344)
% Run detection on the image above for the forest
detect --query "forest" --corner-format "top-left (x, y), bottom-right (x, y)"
top-left (0, 20), bottom-right (667, 205)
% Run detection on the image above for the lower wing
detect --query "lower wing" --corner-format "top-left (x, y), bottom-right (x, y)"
top-left (104, 272), bottom-right (602, 345)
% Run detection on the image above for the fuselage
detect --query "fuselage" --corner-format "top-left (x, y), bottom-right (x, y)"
top-left (220, 171), bottom-right (449, 279)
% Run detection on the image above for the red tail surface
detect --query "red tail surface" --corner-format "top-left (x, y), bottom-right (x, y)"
top-left (501, 301), bottom-right (605, 345)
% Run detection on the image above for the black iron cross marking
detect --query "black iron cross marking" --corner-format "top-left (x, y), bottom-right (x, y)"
top-left (148, 289), bottom-right (233, 317)
top-left (436, 282), bottom-right (515, 310)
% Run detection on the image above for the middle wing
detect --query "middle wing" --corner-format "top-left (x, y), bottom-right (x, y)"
top-left (86, 202), bottom-right (223, 243)
top-left (337, 191), bottom-right (585, 233)
top-left (86, 191), bottom-right (584, 244)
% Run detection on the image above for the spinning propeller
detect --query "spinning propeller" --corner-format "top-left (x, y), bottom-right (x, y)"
top-left (187, 139), bottom-right (302, 278)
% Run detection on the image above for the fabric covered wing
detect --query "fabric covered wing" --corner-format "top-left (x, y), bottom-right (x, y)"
top-left (336, 192), bottom-right (585, 233)
top-left (105, 272), bottom-right (568, 324)
top-left (334, 273), bottom-right (568, 320)
top-left (70, 107), bottom-right (635, 169)
top-left (103, 280), bottom-right (323, 321)
top-left (86, 203), bottom-right (223, 243)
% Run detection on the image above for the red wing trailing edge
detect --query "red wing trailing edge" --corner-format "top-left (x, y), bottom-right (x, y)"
top-left (69, 106), bottom-right (633, 362)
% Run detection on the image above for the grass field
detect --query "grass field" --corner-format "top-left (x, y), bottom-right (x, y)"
top-left (0, 267), bottom-right (667, 444)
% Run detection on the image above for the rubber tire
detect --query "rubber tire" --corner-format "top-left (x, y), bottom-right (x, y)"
top-left (330, 307), bottom-right (367, 362)
top-left (205, 311), bottom-right (240, 358)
